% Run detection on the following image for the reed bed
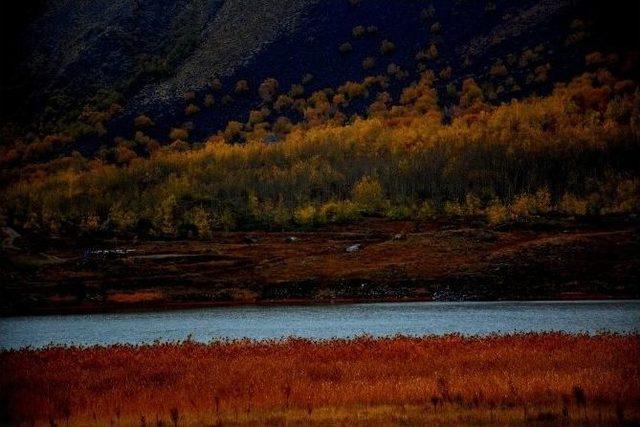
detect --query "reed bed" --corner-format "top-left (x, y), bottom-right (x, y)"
top-left (1, 333), bottom-right (638, 426)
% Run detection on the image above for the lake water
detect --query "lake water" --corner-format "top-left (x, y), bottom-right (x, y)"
top-left (1, 300), bottom-right (638, 350)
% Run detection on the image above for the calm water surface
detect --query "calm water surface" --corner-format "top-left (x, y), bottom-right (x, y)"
top-left (1, 300), bottom-right (638, 350)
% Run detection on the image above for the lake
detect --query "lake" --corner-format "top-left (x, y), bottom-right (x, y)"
top-left (1, 300), bottom-right (638, 350)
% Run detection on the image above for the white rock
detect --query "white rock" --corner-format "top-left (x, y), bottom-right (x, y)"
top-left (346, 244), bottom-right (361, 253)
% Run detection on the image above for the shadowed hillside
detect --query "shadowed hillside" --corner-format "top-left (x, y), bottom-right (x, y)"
top-left (2, 0), bottom-right (638, 146)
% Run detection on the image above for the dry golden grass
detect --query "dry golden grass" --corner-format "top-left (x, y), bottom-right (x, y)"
top-left (106, 291), bottom-right (165, 304)
top-left (1, 333), bottom-right (638, 426)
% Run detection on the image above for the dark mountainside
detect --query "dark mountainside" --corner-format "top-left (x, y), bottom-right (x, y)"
top-left (2, 0), bottom-right (637, 148)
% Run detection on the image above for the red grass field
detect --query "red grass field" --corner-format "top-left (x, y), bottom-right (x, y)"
top-left (1, 333), bottom-right (638, 426)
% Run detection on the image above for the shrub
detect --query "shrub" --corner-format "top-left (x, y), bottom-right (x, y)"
top-left (362, 57), bottom-right (376, 70)
top-left (426, 44), bottom-right (438, 59)
top-left (338, 81), bottom-right (367, 99)
top-left (439, 67), bottom-right (452, 80)
top-left (486, 200), bottom-right (509, 225)
top-left (223, 121), bottom-right (245, 143)
top-left (294, 204), bottom-right (317, 226)
top-left (458, 78), bottom-right (484, 109)
top-left (380, 40), bottom-right (396, 55)
top-left (534, 188), bottom-right (552, 214)
top-left (21, 137), bottom-right (54, 161)
top-left (511, 194), bottom-right (537, 218)
top-left (490, 61), bottom-right (508, 78)
top-left (399, 70), bottom-right (438, 113)
top-left (319, 200), bottom-right (361, 223)
top-left (271, 203), bottom-right (292, 229)
top-left (134, 132), bottom-right (159, 153)
top-left (559, 194), bottom-right (588, 216)
top-left (446, 83), bottom-right (457, 97)
top-left (192, 207), bottom-right (214, 239)
top-left (519, 50), bottom-right (539, 68)
top-left (613, 179), bottom-right (640, 213)
top-left (215, 210), bottom-right (237, 231)
top-left (415, 50), bottom-right (429, 62)
top-left (289, 84), bottom-right (305, 98)
top-left (352, 25), bottom-right (366, 38)
top-left (210, 78), bottom-right (222, 91)
top-left (109, 202), bottom-right (137, 232)
top-left (416, 201), bottom-right (437, 220)
top-left (185, 103), bottom-right (200, 116)
top-left (80, 214), bottom-right (100, 232)
top-left (184, 91), bottom-right (196, 102)
top-left (586, 52), bottom-right (605, 66)
top-left (368, 91), bottom-right (392, 116)
top-left (273, 116), bottom-right (293, 134)
top-left (169, 140), bottom-right (190, 152)
top-left (511, 188), bottom-right (551, 219)
top-left (416, 43), bottom-right (438, 62)
top-left (333, 93), bottom-right (348, 107)
top-left (566, 30), bottom-right (586, 45)
top-left (385, 205), bottom-right (412, 220)
top-left (115, 146), bottom-right (137, 164)
top-left (535, 64), bottom-right (551, 83)
top-left (352, 176), bottom-right (385, 214)
top-left (259, 78), bottom-right (279, 102)
top-left (155, 195), bottom-right (178, 236)
top-left (169, 128), bottom-right (189, 141)
top-left (248, 109), bottom-right (269, 126)
top-left (444, 201), bottom-right (464, 217)
top-left (134, 114), bottom-right (154, 128)
top-left (387, 63), bottom-right (400, 76)
top-left (274, 95), bottom-right (294, 111)
top-left (235, 80), bottom-right (250, 94)
top-left (464, 193), bottom-right (483, 216)
top-left (339, 42), bottom-right (353, 54)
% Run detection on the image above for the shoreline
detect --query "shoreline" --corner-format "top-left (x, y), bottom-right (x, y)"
top-left (3, 217), bottom-right (639, 317)
top-left (3, 330), bottom-right (640, 353)
top-left (2, 294), bottom-right (638, 318)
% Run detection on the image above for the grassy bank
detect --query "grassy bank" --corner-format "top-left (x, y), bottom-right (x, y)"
top-left (3, 217), bottom-right (639, 315)
top-left (1, 334), bottom-right (638, 425)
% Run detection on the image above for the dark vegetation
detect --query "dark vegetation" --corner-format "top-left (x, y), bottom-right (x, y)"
top-left (2, 217), bottom-right (638, 314)
top-left (2, 70), bottom-right (638, 237)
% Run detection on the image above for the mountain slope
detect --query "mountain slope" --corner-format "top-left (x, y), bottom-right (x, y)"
top-left (1, 0), bottom-right (638, 146)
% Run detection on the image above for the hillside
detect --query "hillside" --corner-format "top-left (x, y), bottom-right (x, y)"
top-left (1, 0), bottom-right (638, 148)
top-left (1, 0), bottom-right (639, 310)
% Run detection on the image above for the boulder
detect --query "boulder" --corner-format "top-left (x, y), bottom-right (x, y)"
top-left (346, 244), bottom-right (362, 253)
top-left (1, 227), bottom-right (21, 250)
